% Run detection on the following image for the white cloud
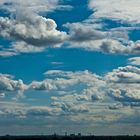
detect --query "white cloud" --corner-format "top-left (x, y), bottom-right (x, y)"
top-left (0, 73), bottom-right (27, 98)
top-left (30, 70), bottom-right (105, 100)
top-left (106, 66), bottom-right (140, 105)
top-left (106, 66), bottom-right (140, 83)
top-left (64, 22), bottom-right (107, 42)
top-left (29, 67), bottom-right (140, 110)
top-left (128, 57), bottom-right (140, 66)
top-left (0, 93), bottom-right (5, 98)
top-left (67, 38), bottom-right (140, 55)
top-left (0, 0), bottom-right (140, 128)
top-left (0, 12), bottom-right (68, 57)
top-left (12, 41), bottom-right (45, 53)
top-left (0, 0), bottom-right (140, 58)
top-left (0, 67), bottom-right (140, 124)
top-left (64, 1), bottom-right (140, 55)
top-left (0, 41), bottom-right (46, 57)
top-left (0, 0), bottom-right (70, 57)
top-left (1, 66), bottom-right (140, 110)
top-left (89, 0), bottom-right (140, 24)
top-left (1, 0), bottom-right (140, 57)
top-left (0, 49), bottom-right (18, 57)
top-left (0, 0), bottom-right (59, 14)
top-left (0, 102), bottom-right (62, 118)
top-left (0, 14), bottom-right (68, 47)
top-left (64, 22), bottom-right (140, 55)
top-left (26, 106), bottom-right (62, 117)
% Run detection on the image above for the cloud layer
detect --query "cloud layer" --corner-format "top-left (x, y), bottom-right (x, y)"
top-left (89, 0), bottom-right (140, 24)
top-left (0, 0), bottom-right (59, 13)
top-left (0, 65), bottom-right (140, 124)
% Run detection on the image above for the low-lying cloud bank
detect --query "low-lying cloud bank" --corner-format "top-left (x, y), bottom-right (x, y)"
top-left (0, 65), bottom-right (140, 123)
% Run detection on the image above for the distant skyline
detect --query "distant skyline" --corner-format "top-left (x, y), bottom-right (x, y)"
top-left (0, 0), bottom-right (140, 135)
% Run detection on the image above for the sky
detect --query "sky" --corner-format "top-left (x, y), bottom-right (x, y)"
top-left (0, 0), bottom-right (140, 136)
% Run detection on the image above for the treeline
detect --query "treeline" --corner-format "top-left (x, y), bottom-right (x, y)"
top-left (0, 135), bottom-right (139, 140)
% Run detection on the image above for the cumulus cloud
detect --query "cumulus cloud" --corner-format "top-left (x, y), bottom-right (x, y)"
top-left (0, 0), bottom-right (140, 59)
top-left (52, 102), bottom-right (89, 114)
top-left (61, 0), bottom-right (140, 55)
top-left (29, 70), bottom-right (106, 101)
top-left (89, 0), bottom-right (140, 24)
top-left (0, 0), bottom-right (70, 57)
top-left (0, 41), bottom-right (45, 57)
top-left (63, 1), bottom-right (140, 55)
top-left (0, 0), bottom-right (140, 57)
top-left (0, 0), bottom-right (140, 128)
top-left (28, 70), bottom-right (108, 117)
top-left (28, 67), bottom-right (140, 110)
top-left (0, 0), bottom-right (74, 57)
top-left (67, 38), bottom-right (140, 55)
top-left (0, 14), bottom-right (68, 46)
top-left (99, 39), bottom-right (140, 55)
top-left (0, 12), bottom-right (68, 57)
top-left (64, 22), bottom-right (140, 55)
top-left (0, 73), bottom-right (27, 98)
top-left (108, 89), bottom-right (140, 103)
top-left (11, 41), bottom-right (45, 53)
top-left (64, 22), bottom-right (106, 42)
top-left (0, 67), bottom-right (140, 123)
top-left (54, 0), bottom-right (140, 55)
top-left (0, 102), bottom-right (62, 119)
top-left (108, 103), bottom-right (123, 110)
top-left (128, 57), bottom-right (140, 66)
top-left (106, 66), bottom-right (140, 106)
top-left (106, 66), bottom-right (140, 83)
top-left (1, 66), bottom-right (140, 110)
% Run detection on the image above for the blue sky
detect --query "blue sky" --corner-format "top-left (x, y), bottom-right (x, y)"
top-left (0, 0), bottom-right (140, 136)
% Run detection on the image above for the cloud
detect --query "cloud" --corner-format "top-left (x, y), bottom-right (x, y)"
top-left (29, 70), bottom-right (106, 101)
top-left (0, 0), bottom-right (70, 57)
top-left (64, 1), bottom-right (140, 55)
top-left (0, 0), bottom-right (140, 129)
top-left (0, 41), bottom-right (45, 57)
top-left (29, 67), bottom-right (140, 110)
top-left (0, 93), bottom-right (5, 98)
top-left (1, 66), bottom-right (140, 110)
top-left (64, 22), bottom-right (106, 42)
top-left (26, 106), bottom-right (62, 117)
top-left (64, 22), bottom-right (140, 55)
top-left (51, 102), bottom-right (89, 114)
top-left (0, 67), bottom-right (140, 124)
top-left (89, 0), bottom-right (140, 24)
top-left (0, 102), bottom-right (62, 119)
top-left (0, 14), bottom-right (68, 46)
top-left (0, 73), bottom-right (27, 98)
top-left (0, 0), bottom-right (59, 14)
top-left (29, 70), bottom-right (107, 117)
top-left (99, 39), bottom-right (140, 55)
top-left (0, 0), bottom-right (140, 57)
top-left (128, 57), bottom-right (140, 66)
top-left (0, 11), bottom-right (68, 57)
top-left (12, 41), bottom-right (45, 53)
top-left (67, 38), bottom-right (140, 55)
top-left (0, 49), bottom-right (18, 57)
top-left (106, 66), bottom-right (140, 83)
top-left (106, 66), bottom-right (140, 106)
top-left (108, 103), bottom-right (123, 110)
